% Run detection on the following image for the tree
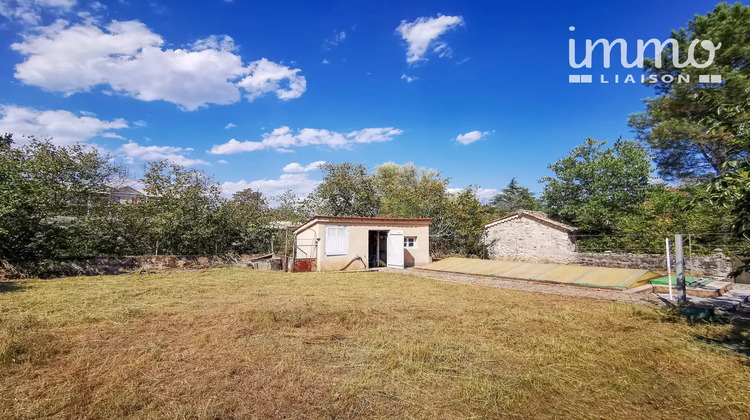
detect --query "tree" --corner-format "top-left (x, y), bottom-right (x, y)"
top-left (138, 161), bottom-right (226, 255)
top-left (540, 138), bottom-right (652, 234)
top-left (371, 162), bottom-right (449, 219)
top-left (308, 162), bottom-right (379, 216)
top-left (629, 2), bottom-right (750, 181)
top-left (708, 160), bottom-right (750, 271)
top-left (219, 188), bottom-right (274, 254)
top-left (0, 134), bottom-right (124, 261)
top-left (437, 187), bottom-right (486, 256)
top-left (488, 178), bottom-right (541, 215)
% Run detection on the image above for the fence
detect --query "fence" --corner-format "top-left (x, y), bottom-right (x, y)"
top-left (572, 232), bottom-right (745, 280)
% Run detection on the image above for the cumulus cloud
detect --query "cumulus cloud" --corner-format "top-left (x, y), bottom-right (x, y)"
top-left (224, 122), bottom-right (236, 129)
top-left (119, 142), bottom-right (209, 166)
top-left (456, 130), bottom-right (492, 145)
top-left (236, 58), bottom-right (306, 101)
top-left (282, 160), bottom-right (325, 173)
top-left (0, 104), bottom-right (127, 145)
top-left (396, 15), bottom-right (463, 63)
top-left (11, 20), bottom-right (306, 110)
top-left (209, 126), bottom-right (403, 154)
top-left (0, 0), bottom-right (76, 25)
top-left (222, 173), bottom-right (320, 197)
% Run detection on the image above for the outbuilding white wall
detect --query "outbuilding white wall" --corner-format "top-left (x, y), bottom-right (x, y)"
top-left (296, 221), bottom-right (430, 271)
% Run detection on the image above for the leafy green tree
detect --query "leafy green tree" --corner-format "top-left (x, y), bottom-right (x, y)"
top-left (436, 187), bottom-right (486, 256)
top-left (488, 178), bottom-right (541, 215)
top-left (219, 188), bottom-right (274, 254)
top-left (371, 162), bottom-right (449, 219)
top-left (708, 160), bottom-right (750, 270)
top-left (0, 134), bottom-right (123, 261)
top-left (139, 161), bottom-right (226, 255)
top-left (308, 162), bottom-right (379, 216)
top-left (540, 138), bottom-right (652, 234)
top-left (629, 2), bottom-right (750, 181)
top-left (273, 189), bottom-right (308, 224)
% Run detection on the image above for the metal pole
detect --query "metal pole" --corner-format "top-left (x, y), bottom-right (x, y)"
top-left (688, 234), bottom-right (694, 275)
top-left (675, 234), bottom-right (687, 306)
top-left (666, 237), bottom-right (673, 301)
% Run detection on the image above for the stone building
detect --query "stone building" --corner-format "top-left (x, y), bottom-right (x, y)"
top-left (483, 210), bottom-right (576, 262)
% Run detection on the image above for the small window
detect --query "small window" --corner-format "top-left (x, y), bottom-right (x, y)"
top-left (404, 236), bottom-right (417, 249)
top-left (325, 226), bottom-right (349, 256)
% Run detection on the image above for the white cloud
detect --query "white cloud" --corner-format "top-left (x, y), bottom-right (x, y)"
top-left (476, 188), bottom-right (499, 203)
top-left (396, 15), bottom-right (463, 63)
top-left (0, 0), bottom-right (76, 25)
top-left (282, 160), bottom-right (325, 173)
top-left (401, 73), bottom-right (418, 82)
top-left (322, 58), bottom-right (330, 64)
top-left (447, 187), bottom-right (499, 204)
top-left (11, 20), bottom-right (306, 110)
top-left (119, 142), bottom-right (209, 166)
top-left (190, 34), bottom-right (237, 52)
top-left (224, 122), bottom-right (236, 129)
top-left (0, 104), bottom-right (127, 145)
top-left (209, 126), bottom-right (402, 154)
top-left (323, 30), bottom-right (346, 50)
top-left (217, 159), bottom-right (228, 164)
top-left (236, 58), bottom-right (306, 101)
top-left (456, 130), bottom-right (492, 145)
top-left (222, 173), bottom-right (320, 197)
top-left (133, 120), bottom-right (147, 127)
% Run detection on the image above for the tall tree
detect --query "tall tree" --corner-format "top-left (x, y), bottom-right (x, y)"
top-left (540, 138), bottom-right (652, 234)
top-left (629, 2), bottom-right (750, 181)
top-left (371, 162), bottom-right (449, 219)
top-left (488, 178), bottom-right (541, 215)
top-left (708, 160), bottom-right (750, 271)
top-left (308, 162), bottom-right (379, 216)
top-left (139, 161), bottom-right (226, 255)
top-left (0, 135), bottom-right (123, 261)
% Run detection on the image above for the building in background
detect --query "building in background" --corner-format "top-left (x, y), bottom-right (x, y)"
top-left (484, 211), bottom-right (576, 262)
top-left (293, 216), bottom-right (432, 272)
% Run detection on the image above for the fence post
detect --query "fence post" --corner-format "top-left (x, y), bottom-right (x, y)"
top-left (675, 234), bottom-right (687, 306)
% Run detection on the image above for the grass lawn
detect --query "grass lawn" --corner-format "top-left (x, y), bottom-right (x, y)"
top-left (1, 268), bottom-right (749, 419)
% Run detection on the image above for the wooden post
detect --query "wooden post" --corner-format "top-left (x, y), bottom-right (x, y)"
top-left (675, 234), bottom-right (687, 306)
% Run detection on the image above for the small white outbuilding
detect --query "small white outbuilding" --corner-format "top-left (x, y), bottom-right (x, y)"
top-left (292, 216), bottom-right (432, 272)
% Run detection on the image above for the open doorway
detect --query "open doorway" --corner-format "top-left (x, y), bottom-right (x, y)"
top-left (368, 230), bottom-right (388, 268)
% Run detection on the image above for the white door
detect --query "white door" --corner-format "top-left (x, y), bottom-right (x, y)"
top-left (387, 230), bottom-right (404, 269)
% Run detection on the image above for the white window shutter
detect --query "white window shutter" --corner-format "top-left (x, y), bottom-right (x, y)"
top-left (326, 226), bottom-right (349, 256)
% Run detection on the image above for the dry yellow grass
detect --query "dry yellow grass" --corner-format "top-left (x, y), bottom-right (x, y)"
top-left (1, 268), bottom-right (749, 419)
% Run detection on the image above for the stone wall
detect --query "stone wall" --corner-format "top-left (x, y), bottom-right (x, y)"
top-left (573, 251), bottom-right (731, 279)
top-left (485, 216), bottom-right (576, 262)
top-left (0, 254), bottom-right (273, 280)
top-left (484, 215), bottom-right (733, 279)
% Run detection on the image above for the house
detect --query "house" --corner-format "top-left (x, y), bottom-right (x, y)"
top-left (292, 216), bottom-right (432, 272)
top-left (484, 210), bottom-right (576, 262)
top-left (109, 186), bottom-right (146, 204)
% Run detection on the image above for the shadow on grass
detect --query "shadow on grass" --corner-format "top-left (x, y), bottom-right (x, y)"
top-left (0, 281), bottom-right (25, 294)
top-left (693, 321), bottom-right (750, 363)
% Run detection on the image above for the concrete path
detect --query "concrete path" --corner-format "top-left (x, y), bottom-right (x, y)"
top-left (403, 268), bottom-right (663, 306)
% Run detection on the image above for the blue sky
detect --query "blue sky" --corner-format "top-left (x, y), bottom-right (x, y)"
top-left (0, 0), bottom-right (726, 200)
